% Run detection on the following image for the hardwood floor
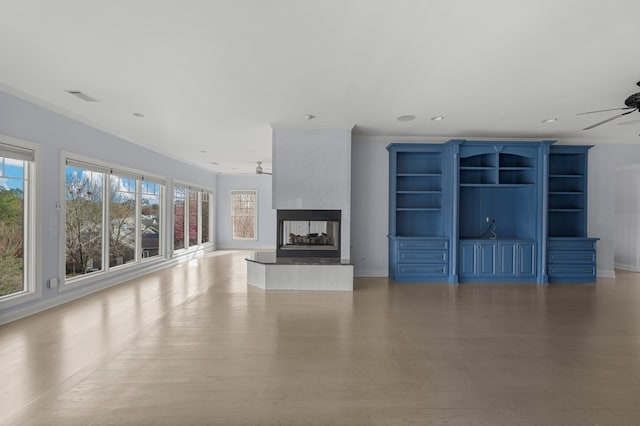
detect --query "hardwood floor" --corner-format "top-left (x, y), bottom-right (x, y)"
top-left (1, 251), bottom-right (640, 425)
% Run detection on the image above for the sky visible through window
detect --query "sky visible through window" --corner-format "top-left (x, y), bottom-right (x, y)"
top-left (0, 158), bottom-right (24, 190)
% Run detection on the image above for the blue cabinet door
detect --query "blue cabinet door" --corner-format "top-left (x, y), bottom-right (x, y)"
top-left (459, 242), bottom-right (476, 275)
top-left (497, 242), bottom-right (516, 276)
top-left (477, 242), bottom-right (496, 276)
top-left (517, 242), bottom-right (536, 277)
top-left (497, 241), bottom-right (535, 277)
top-left (460, 241), bottom-right (497, 277)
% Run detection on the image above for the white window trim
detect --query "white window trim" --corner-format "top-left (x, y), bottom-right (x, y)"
top-left (0, 135), bottom-right (41, 310)
top-left (60, 152), bottom-right (166, 290)
top-left (230, 189), bottom-right (258, 241)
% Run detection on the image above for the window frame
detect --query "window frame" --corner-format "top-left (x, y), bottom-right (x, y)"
top-left (172, 181), bottom-right (214, 254)
top-left (230, 189), bottom-right (258, 241)
top-left (61, 152), bottom-right (166, 289)
top-left (0, 135), bottom-right (41, 310)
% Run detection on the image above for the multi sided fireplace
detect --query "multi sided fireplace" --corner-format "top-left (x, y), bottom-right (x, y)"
top-left (276, 210), bottom-right (341, 258)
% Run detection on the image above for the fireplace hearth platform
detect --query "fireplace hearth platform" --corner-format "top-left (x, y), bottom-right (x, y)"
top-left (246, 251), bottom-right (353, 291)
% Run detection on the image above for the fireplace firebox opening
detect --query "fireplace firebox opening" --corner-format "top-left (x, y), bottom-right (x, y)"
top-left (277, 210), bottom-right (341, 258)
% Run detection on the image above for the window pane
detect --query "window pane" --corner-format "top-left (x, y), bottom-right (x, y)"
top-left (109, 175), bottom-right (137, 267)
top-left (0, 159), bottom-right (25, 298)
top-left (141, 181), bottom-right (162, 259)
top-left (231, 191), bottom-right (257, 240)
top-left (188, 189), bottom-right (199, 246)
top-left (174, 187), bottom-right (185, 250)
top-left (4, 158), bottom-right (24, 179)
top-left (201, 192), bottom-right (210, 244)
top-left (65, 166), bottom-right (104, 278)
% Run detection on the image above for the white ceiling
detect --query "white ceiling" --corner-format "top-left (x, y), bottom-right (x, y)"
top-left (1, 0), bottom-right (640, 174)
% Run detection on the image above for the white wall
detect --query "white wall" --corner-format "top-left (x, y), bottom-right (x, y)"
top-left (0, 89), bottom-right (217, 324)
top-left (614, 166), bottom-right (640, 271)
top-left (589, 144), bottom-right (640, 277)
top-left (350, 135), bottom-right (390, 276)
top-left (216, 174), bottom-right (276, 249)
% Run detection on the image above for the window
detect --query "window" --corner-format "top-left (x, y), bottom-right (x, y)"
top-left (188, 189), bottom-right (199, 247)
top-left (172, 184), bottom-right (213, 252)
top-left (64, 158), bottom-right (164, 281)
top-left (109, 174), bottom-right (136, 267)
top-left (141, 181), bottom-right (162, 258)
top-left (0, 141), bottom-right (35, 301)
top-left (65, 164), bottom-right (104, 276)
top-left (201, 192), bottom-right (210, 244)
top-left (231, 190), bottom-right (257, 240)
top-left (173, 187), bottom-right (185, 250)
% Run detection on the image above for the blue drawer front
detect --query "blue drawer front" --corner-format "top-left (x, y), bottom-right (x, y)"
top-left (548, 264), bottom-right (596, 276)
top-left (398, 264), bottom-right (448, 277)
top-left (397, 239), bottom-right (448, 250)
top-left (548, 251), bottom-right (595, 264)
top-left (548, 239), bottom-right (596, 250)
top-left (398, 250), bottom-right (448, 264)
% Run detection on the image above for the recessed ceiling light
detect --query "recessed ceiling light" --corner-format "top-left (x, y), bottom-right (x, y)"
top-left (542, 118), bottom-right (557, 123)
top-left (210, 162), bottom-right (219, 165)
top-left (304, 114), bottom-right (315, 120)
top-left (430, 116), bottom-right (445, 121)
top-left (200, 150), bottom-right (208, 154)
top-left (397, 115), bottom-right (416, 122)
top-left (133, 112), bottom-right (145, 117)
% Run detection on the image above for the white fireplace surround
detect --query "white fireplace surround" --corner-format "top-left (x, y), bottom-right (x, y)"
top-left (245, 126), bottom-right (354, 291)
top-left (272, 126), bottom-right (352, 260)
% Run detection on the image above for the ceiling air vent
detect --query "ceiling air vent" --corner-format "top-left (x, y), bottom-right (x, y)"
top-left (66, 90), bottom-right (100, 102)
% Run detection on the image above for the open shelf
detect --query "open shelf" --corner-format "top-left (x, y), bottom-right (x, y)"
top-left (547, 148), bottom-right (588, 238)
top-left (460, 152), bottom-right (536, 185)
top-left (499, 153), bottom-right (535, 168)
top-left (397, 192), bottom-right (441, 209)
top-left (389, 146), bottom-right (445, 241)
top-left (397, 152), bottom-right (442, 174)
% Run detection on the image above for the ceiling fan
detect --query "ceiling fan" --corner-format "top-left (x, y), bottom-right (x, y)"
top-left (256, 161), bottom-right (272, 175)
top-left (579, 81), bottom-right (640, 131)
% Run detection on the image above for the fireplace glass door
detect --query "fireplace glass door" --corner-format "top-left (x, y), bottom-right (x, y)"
top-left (277, 210), bottom-right (341, 257)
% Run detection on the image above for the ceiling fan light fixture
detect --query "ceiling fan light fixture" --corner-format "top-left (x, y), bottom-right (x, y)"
top-left (580, 82), bottom-right (640, 132)
top-left (256, 161), bottom-right (272, 175)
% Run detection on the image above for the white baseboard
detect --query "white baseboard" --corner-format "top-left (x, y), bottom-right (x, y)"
top-left (614, 263), bottom-right (640, 272)
top-left (597, 269), bottom-right (616, 278)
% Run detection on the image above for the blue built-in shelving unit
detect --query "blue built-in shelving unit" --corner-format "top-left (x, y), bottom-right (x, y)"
top-left (387, 140), bottom-right (597, 284)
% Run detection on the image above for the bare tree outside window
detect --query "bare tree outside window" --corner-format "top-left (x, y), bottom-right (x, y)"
top-left (65, 160), bottom-right (165, 280)
top-left (231, 190), bottom-right (257, 240)
top-left (65, 167), bottom-right (104, 277)
top-left (141, 181), bottom-right (162, 259)
top-left (0, 157), bottom-right (26, 297)
top-left (109, 175), bottom-right (137, 267)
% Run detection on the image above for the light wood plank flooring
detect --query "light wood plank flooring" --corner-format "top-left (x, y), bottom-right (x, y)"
top-left (1, 251), bottom-right (640, 425)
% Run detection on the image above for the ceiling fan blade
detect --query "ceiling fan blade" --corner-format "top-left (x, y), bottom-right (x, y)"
top-left (577, 107), bottom-right (634, 115)
top-left (582, 109), bottom-right (637, 130)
